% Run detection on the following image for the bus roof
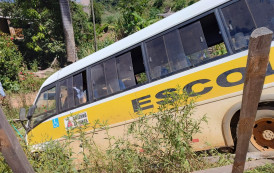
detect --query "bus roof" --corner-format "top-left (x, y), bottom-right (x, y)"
top-left (41, 0), bottom-right (230, 89)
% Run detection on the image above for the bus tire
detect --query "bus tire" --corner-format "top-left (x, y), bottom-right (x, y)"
top-left (240, 110), bottom-right (274, 152)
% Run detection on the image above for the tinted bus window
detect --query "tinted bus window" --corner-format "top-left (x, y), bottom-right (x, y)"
top-left (32, 87), bottom-right (56, 126)
top-left (91, 64), bottom-right (108, 100)
top-left (59, 78), bottom-right (74, 112)
top-left (180, 21), bottom-right (208, 65)
top-left (246, 0), bottom-right (274, 34)
top-left (104, 58), bottom-right (120, 94)
top-left (180, 13), bottom-right (227, 65)
top-left (146, 37), bottom-right (170, 79)
top-left (221, 0), bottom-right (256, 51)
top-left (73, 71), bottom-right (88, 106)
top-left (164, 30), bottom-right (190, 72)
top-left (131, 46), bottom-right (148, 84)
top-left (117, 52), bottom-right (136, 89)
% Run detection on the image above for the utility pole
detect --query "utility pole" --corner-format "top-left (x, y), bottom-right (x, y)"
top-left (91, 0), bottom-right (98, 51)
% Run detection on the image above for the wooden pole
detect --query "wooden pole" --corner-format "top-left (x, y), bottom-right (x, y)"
top-left (91, 0), bottom-right (98, 51)
top-left (0, 108), bottom-right (34, 173)
top-left (232, 27), bottom-right (273, 173)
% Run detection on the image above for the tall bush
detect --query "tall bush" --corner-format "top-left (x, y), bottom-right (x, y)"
top-left (71, 87), bottom-right (208, 172)
top-left (104, 87), bottom-right (207, 172)
top-left (0, 33), bottom-right (22, 91)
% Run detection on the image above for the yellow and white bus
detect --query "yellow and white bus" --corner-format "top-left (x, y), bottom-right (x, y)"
top-left (22, 0), bottom-right (274, 152)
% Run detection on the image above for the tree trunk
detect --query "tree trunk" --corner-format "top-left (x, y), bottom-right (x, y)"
top-left (59, 0), bottom-right (77, 63)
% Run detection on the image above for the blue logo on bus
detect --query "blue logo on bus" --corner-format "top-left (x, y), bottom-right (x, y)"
top-left (52, 118), bottom-right (60, 128)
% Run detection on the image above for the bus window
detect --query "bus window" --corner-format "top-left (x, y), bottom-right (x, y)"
top-left (32, 87), bottom-right (56, 126)
top-left (131, 46), bottom-right (147, 84)
top-left (91, 64), bottom-right (108, 100)
top-left (164, 30), bottom-right (190, 72)
top-left (146, 37), bottom-right (170, 79)
top-left (221, 0), bottom-right (256, 51)
top-left (104, 58), bottom-right (120, 94)
top-left (180, 13), bottom-right (227, 65)
top-left (180, 21), bottom-right (208, 65)
top-left (73, 71), bottom-right (88, 105)
top-left (59, 77), bottom-right (74, 112)
top-left (117, 52), bottom-right (136, 89)
top-left (246, 0), bottom-right (274, 35)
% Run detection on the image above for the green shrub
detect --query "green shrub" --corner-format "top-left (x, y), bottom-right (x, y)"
top-left (68, 87), bottom-right (209, 172)
top-left (18, 70), bottom-right (45, 93)
top-left (0, 33), bottom-right (23, 91)
top-left (102, 87), bottom-right (208, 172)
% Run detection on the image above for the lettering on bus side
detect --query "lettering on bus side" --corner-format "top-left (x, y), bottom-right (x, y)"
top-left (131, 95), bottom-right (154, 112)
top-left (155, 88), bottom-right (177, 105)
top-left (131, 63), bottom-right (274, 112)
top-left (184, 79), bottom-right (213, 96)
top-left (216, 67), bottom-right (246, 87)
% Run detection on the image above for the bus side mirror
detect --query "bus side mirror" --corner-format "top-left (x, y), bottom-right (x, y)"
top-left (19, 108), bottom-right (27, 121)
top-left (19, 108), bottom-right (28, 131)
top-left (27, 105), bottom-right (36, 120)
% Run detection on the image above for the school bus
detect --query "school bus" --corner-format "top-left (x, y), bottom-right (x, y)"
top-left (21, 0), bottom-right (274, 153)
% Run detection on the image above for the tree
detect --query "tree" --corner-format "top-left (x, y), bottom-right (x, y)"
top-left (89, 0), bottom-right (103, 24)
top-left (115, 0), bottom-right (158, 39)
top-left (0, 33), bottom-right (23, 91)
top-left (173, 0), bottom-right (200, 11)
top-left (0, 0), bottom-right (66, 68)
top-left (0, 0), bottom-right (83, 67)
top-left (59, 0), bottom-right (77, 63)
top-left (69, 0), bottom-right (94, 59)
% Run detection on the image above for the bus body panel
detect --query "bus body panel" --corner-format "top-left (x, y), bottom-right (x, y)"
top-left (28, 46), bottom-right (274, 149)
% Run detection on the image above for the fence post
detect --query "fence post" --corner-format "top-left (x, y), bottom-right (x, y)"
top-left (232, 27), bottom-right (273, 173)
top-left (0, 107), bottom-right (34, 173)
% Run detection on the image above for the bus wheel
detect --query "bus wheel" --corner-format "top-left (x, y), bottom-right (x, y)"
top-left (248, 110), bottom-right (274, 152)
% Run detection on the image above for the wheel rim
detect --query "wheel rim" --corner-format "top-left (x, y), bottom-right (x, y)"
top-left (250, 118), bottom-right (274, 151)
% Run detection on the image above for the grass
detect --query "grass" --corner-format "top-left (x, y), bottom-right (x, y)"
top-left (245, 164), bottom-right (274, 173)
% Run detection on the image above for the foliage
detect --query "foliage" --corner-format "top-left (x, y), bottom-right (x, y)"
top-left (211, 42), bottom-right (228, 57)
top-left (70, 1), bottom-right (94, 59)
top-left (70, 1), bottom-right (113, 59)
top-left (173, 0), bottom-right (199, 11)
top-left (27, 141), bottom-right (76, 172)
top-left (153, 0), bottom-right (164, 8)
top-left (0, 32), bottom-right (45, 93)
top-left (102, 87), bottom-right (208, 172)
top-left (89, 1), bottom-right (104, 24)
top-left (115, 0), bottom-right (160, 39)
top-left (18, 69), bottom-right (45, 93)
top-left (0, 0), bottom-right (66, 68)
top-left (0, 33), bottom-right (22, 91)
top-left (245, 164), bottom-right (274, 173)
